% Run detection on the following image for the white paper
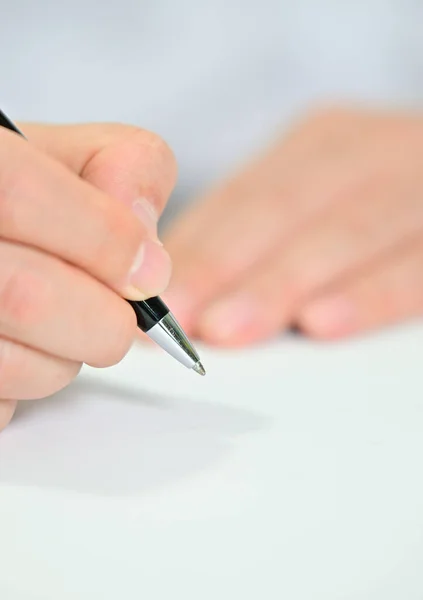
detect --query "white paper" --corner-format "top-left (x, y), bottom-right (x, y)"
top-left (1, 325), bottom-right (423, 599)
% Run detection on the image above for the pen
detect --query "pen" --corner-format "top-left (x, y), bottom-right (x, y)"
top-left (0, 109), bottom-right (206, 376)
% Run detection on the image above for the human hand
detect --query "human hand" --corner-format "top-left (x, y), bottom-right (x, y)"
top-left (0, 122), bottom-right (176, 431)
top-left (164, 108), bottom-right (423, 346)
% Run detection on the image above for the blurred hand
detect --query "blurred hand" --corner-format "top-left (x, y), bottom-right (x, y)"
top-left (164, 107), bottom-right (423, 346)
top-left (0, 122), bottom-right (176, 431)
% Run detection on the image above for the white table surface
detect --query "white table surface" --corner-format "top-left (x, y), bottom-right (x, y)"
top-left (1, 324), bottom-right (423, 599)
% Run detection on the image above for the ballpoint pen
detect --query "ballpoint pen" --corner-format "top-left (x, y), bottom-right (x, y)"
top-left (0, 109), bottom-right (206, 376)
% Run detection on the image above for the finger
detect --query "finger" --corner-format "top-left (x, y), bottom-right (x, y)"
top-left (162, 135), bottom-right (373, 329)
top-left (0, 399), bottom-right (17, 432)
top-left (195, 162), bottom-right (423, 345)
top-left (164, 109), bottom-right (423, 332)
top-left (0, 127), bottom-right (171, 300)
top-left (20, 122), bottom-right (177, 226)
top-left (163, 108), bottom-right (357, 256)
top-left (0, 240), bottom-right (137, 367)
top-left (0, 337), bottom-right (81, 400)
top-left (297, 236), bottom-right (423, 339)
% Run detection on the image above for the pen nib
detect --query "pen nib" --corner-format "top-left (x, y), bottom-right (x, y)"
top-left (193, 361), bottom-right (206, 376)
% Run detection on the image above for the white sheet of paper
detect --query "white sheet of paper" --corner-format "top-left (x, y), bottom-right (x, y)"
top-left (1, 324), bottom-right (423, 599)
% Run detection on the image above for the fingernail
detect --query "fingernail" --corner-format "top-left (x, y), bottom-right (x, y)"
top-left (132, 198), bottom-right (161, 243)
top-left (301, 295), bottom-right (356, 336)
top-left (125, 240), bottom-right (172, 299)
top-left (199, 294), bottom-right (259, 342)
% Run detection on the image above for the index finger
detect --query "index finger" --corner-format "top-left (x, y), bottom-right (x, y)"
top-left (19, 122), bottom-right (178, 218)
top-left (0, 127), bottom-right (171, 300)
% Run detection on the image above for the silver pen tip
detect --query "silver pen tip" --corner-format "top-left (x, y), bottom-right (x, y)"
top-left (193, 361), bottom-right (206, 376)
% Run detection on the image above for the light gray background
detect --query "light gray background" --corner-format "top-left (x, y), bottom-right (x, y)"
top-left (2, 0), bottom-right (423, 216)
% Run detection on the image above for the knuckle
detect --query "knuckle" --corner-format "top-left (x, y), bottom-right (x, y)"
top-left (92, 122), bottom-right (141, 144)
top-left (150, 134), bottom-right (177, 171)
top-left (87, 121), bottom-right (176, 165)
top-left (89, 124), bottom-right (177, 213)
top-left (0, 267), bottom-right (52, 327)
top-left (132, 128), bottom-right (171, 157)
top-left (129, 128), bottom-right (178, 186)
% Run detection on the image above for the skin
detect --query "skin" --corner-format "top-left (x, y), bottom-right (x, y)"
top-left (163, 107), bottom-right (423, 346)
top-left (0, 122), bottom-right (176, 431)
top-left (4, 106), bottom-right (423, 429)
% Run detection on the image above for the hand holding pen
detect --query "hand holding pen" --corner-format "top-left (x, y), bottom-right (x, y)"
top-left (0, 112), bottom-right (204, 433)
